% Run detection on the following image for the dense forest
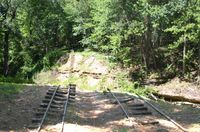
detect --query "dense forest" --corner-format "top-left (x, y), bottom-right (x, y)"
top-left (0, 0), bottom-right (199, 82)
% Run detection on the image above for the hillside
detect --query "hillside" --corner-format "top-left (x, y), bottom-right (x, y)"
top-left (33, 51), bottom-right (134, 92)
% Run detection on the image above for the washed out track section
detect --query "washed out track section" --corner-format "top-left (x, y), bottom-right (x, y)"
top-left (29, 84), bottom-right (76, 132)
top-left (106, 89), bottom-right (184, 132)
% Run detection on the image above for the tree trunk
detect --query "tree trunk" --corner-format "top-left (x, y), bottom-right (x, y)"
top-left (143, 14), bottom-right (152, 71)
top-left (3, 29), bottom-right (10, 77)
top-left (141, 38), bottom-right (147, 69)
top-left (183, 36), bottom-right (187, 76)
top-left (198, 40), bottom-right (200, 85)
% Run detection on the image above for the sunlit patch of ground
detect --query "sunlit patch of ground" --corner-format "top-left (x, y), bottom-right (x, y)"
top-left (156, 119), bottom-right (179, 129)
top-left (188, 124), bottom-right (200, 132)
top-left (42, 123), bottom-right (108, 132)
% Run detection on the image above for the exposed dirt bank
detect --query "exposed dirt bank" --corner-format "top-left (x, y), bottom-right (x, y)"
top-left (154, 78), bottom-right (200, 104)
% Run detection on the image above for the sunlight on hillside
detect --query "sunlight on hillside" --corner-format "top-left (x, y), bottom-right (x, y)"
top-left (33, 51), bottom-right (136, 92)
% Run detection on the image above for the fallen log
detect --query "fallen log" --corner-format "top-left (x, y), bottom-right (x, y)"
top-left (171, 101), bottom-right (200, 108)
top-left (153, 93), bottom-right (200, 104)
top-left (138, 120), bottom-right (159, 125)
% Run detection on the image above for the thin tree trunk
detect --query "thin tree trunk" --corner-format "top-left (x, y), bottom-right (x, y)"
top-left (198, 40), bottom-right (200, 85)
top-left (141, 36), bottom-right (147, 70)
top-left (183, 36), bottom-right (187, 76)
top-left (3, 29), bottom-right (10, 77)
top-left (45, 43), bottom-right (48, 54)
top-left (143, 14), bottom-right (152, 71)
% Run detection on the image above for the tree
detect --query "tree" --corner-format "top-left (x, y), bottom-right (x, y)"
top-left (0, 0), bottom-right (25, 76)
top-left (0, 0), bottom-right (199, 81)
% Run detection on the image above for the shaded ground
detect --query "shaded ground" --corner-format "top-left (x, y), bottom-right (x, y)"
top-left (149, 77), bottom-right (200, 131)
top-left (0, 85), bottom-right (49, 131)
top-left (0, 85), bottom-right (199, 132)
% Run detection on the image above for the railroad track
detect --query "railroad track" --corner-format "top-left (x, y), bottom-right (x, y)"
top-left (29, 84), bottom-right (76, 132)
top-left (107, 88), bottom-right (188, 132)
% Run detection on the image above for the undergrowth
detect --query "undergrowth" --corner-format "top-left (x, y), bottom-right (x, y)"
top-left (0, 76), bottom-right (33, 84)
top-left (115, 72), bottom-right (155, 96)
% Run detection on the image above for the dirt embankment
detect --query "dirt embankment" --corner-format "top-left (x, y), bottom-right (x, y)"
top-left (154, 78), bottom-right (200, 104)
top-left (34, 52), bottom-right (123, 90)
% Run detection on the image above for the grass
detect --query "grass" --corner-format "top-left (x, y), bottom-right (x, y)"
top-left (0, 83), bottom-right (24, 99)
top-left (33, 70), bottom-right (57, 85)
top-left (76, 49), bottom-right (107, 60)
top-left (113, 128), bottom-right (129, 132)
top-left (0, 76), bottom-right (33, 84)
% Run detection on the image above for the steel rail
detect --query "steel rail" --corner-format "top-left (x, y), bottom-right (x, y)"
top-left (107, 88), bottom-right (130, 118)
top-left (61, 85), bottom-right (71, 132)
top-left (136, 94), bottom-right (188, 132)
top-left (36, 85), bottom-right (60, 132)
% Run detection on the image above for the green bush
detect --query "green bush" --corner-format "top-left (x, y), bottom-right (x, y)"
top-left (42, 49), bottom-right (67, 70)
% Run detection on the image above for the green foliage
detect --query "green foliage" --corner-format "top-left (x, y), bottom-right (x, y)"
top-left (42, 49), bottom-right (67, 70)
top-left (77, 0), bottom-right (199, 78)
top-left (0, 0), bottom-right (199, 85)
top-left (0, 0), bottom-right (77, 78)
top-left (71, 0), bottom-right (145, 66)
top-left (116, 71), bottom-right (154, 95)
